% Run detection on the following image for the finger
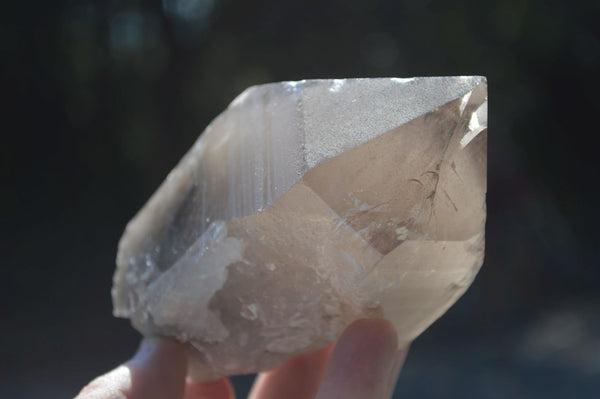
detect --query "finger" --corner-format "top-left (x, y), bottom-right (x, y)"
top-left (75, 365), bottom-right (132, 399)
top-left (184, 377), bottom-right (236, 399)
top-left (76, 337), bottom-right (188, 399)
top-left (383, 345), bottom-right (409, 398)
top-left (125, 338), bottom-right (188, 399)
top-left (248, 344), bottom-right (334, 399)
top-left (315, 318), bottom-right (405, 399)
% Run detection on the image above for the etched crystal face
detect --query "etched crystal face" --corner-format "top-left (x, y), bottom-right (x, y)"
top-left (112, 77), bottom-right (488, 380)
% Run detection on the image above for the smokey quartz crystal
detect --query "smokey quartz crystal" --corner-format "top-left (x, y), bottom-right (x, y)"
top-left (112, 77), bottom-right (488, 380)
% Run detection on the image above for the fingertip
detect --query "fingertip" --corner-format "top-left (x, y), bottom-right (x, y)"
top-left (125, 337), bottom-right (188, 399)
top-left (76, 338), bottom-right (188, 399)
top-left (185, 377), bottom-right (235, 399)
top-left (385, 346), bottom-right (410, 398)
top-left (315, 318), bottom-right (401, 399)
top-left (248, 344), bottom-right (334, 399)
top-left (130, 337), bottom-right (187, 367)
top-left (341, 318), bottom-right (398, 351)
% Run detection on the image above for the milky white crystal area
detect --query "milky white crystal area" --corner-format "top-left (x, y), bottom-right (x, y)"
top-left (112, 77), bottom-right (488, 380)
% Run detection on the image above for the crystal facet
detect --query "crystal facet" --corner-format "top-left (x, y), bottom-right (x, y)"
top-left (112, 77), bottom-right (488, 380)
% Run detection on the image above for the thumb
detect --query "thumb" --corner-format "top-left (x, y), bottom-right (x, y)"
top-left (76, 338), bottom-right (187, 399)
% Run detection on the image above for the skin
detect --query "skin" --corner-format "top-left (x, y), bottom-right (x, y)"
top-left (76, 318), bottom-right (408, 399)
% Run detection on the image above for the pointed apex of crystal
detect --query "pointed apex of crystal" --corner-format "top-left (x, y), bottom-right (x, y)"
top-left (112, 77), bottom-right (487, 380)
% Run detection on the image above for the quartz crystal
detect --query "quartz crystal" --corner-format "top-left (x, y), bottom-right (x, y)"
top-left (112, 77), bottom-right (488, 380)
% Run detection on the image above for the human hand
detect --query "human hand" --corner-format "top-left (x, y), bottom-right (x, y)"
top-left (76, 318), bottom-right (408, 399)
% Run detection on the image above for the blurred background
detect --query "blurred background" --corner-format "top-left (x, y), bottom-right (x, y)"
top-left (2, 0), bottom-right (599, 397)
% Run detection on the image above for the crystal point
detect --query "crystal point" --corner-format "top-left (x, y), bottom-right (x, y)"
top-left (112, 77), bottom-right (488, 380)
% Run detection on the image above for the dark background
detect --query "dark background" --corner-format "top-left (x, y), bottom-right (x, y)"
top-left (2, 0), bottom-right (599, 398)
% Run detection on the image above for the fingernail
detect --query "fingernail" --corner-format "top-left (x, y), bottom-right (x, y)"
top-left (131, 338), bottom-right (160, 364)
top-left (126, 337), bottom-right (188, 399)
top-left (127, 336), bottom-right (188, 386)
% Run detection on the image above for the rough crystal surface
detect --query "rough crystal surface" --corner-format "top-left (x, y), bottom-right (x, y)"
top-left (112, 77), bottom-right (488, 380)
